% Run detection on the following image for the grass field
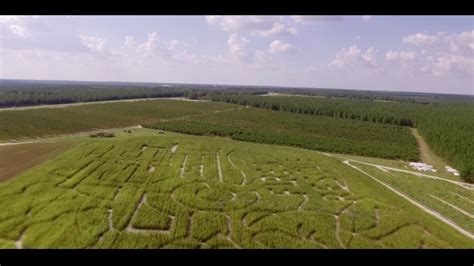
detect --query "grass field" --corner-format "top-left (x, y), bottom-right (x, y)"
top-left (0, 129), bottom-right (471, 248)
top-left (0, 99), bottom-right (235, 142)
top-left (350, 162), bottom-right (473, 234)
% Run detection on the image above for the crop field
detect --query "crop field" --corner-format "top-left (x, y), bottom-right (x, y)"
top-left (0, 130), bottom-right (471, 248)
top-left (145, 107), bottom-right (419, 161)
top-left (0, 99), bottom-right (235, 141)
top-left (207, 94), bottom-right (474, 180)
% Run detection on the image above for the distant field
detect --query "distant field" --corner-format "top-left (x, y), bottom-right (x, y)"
top-left (0, 130), bottom-right (471, 248)
top-left (145, 107), bottom-right (419, 161)
top-left (0, 100), bottom-right (235, 141)
top-left (207, 94), bottom-right (474, 181)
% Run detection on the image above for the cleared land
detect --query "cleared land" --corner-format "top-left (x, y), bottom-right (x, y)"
top-left (410, 128), bottom-right (454, 178)
top-left (0, 130), bottom-right (471, 248)
top-left (0, 141), bottom-right (75, 182)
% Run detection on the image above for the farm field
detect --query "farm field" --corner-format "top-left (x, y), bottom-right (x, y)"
top-left (0, 99), bottom-right (235, 142)
top-left (0, 129), bottom-right (472, 248)
top-left (145, 106), bottom-right (419, 160)
top-left (207, 94), bottom-right (474, 181)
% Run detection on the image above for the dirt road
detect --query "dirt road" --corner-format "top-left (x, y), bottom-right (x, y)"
top-left (322, 153), bottom-right (473, 190)
top-left (0, 97), bottom-right (208, 112)
top-left (342, 159), bottom-right (473, 240)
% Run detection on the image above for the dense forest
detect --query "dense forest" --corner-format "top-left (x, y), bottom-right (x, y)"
top-left (0, 79), bottom-right (265, 107)
top-left (270, 88), bottom-right (474, 104)
top-left (206, 95), bottom-right (474, 182)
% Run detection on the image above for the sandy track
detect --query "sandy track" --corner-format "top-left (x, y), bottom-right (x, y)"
top-left (170, 144), bottom-right (178, 154)
top-left (322, 153), bottom-right (473, 190)
top-left (216, 150), bottom-right (223, 183)
top-left (180, 155), bottom-right (188, 178)
top-left (342, 159), bottom-right (473, 240)
top-left (15, 230), bottom-right (26, 249)
top-left (225, 214), bottom-right (241, 249)
top-left (227, 152), bottom-right (247, 186)
top-left (430, 195), bottom-right (473, 219)
top-left (0, 97), bottom-right (210, 112)
top-left (298, 194), bottom-right (308, 211)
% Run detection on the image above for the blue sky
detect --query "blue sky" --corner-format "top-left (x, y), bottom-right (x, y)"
top-left (0, 15), bottom-right (472, 94)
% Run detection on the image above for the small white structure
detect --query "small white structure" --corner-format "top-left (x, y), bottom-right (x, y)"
top-left (409, 162), bottom-right (438, 173)
top-left (445, 166), bottom-right (460, 176)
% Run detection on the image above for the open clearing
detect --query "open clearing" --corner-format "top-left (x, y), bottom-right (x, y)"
top-left (0, 130), bottom-right (471, 248)
top-left (0, 141), bottom-right (75, 182)
top-left (410, 128), bottom-right (456, 178)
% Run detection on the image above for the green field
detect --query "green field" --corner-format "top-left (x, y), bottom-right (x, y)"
top-left (145, 106), bottom-right (419, 160)
top-left (207, 94), bottom-right (474, 180)
top-left (0, 99), bottom-right (234, 141)
top-left (0, 129), bottom-right (471, 248)
top-left (350, 162), bottom-right (473, 233)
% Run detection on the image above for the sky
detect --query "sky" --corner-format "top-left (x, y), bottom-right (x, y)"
top-left (0, 15), bottom-right (473, 94)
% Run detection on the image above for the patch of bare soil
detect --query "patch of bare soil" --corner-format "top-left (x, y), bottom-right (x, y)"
top-left (0, 141), bottom-right (73, 182)
top-left (171, 144), bottom-right (178, 154)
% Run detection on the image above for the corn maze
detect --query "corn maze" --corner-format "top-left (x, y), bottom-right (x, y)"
top-left (0, 132), bottom-right (471, 248)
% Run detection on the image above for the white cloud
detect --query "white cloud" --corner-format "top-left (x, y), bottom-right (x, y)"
top-left (269, 40), bottom-right (296, 54)
top-left (9, 24), bottom-right (31, 38)
top-left (400, 51), bottom-right (416, 61)
top-left (385, 50), bottom-right (399, 61)
top-left (0, 16), bottom-right (32, 38)
top-left (291, 16), bottom-right (344, 24)
top-left (401, 31), bottom-right (473, 77)
top-left (361, 16), bottom-right (372, 22)
top-left (227, 33), bottom-right (251, 62)
top-left (117, 32), bottom-right (227, 66)
top-left (432, 55), bottom-right (473, 77)
top-left (385, 50), bottom-right (416, 61)
top-left (137, 32), bottom-right (159, 56)
top-left (403, 33), bottom-right (438, 45)
top-left (123, 36), bottom-right (136, 49)
top-left (256, 22), bottom-right (296, 37)
top-left (0, 16), bottom-right (22, 24)
top-left (328, 45), bottom-right (381, 71)
top-left (361, 47), bottom-right (378, 68)
top-left (205, 16), bottom-right (296, 37)
top-left (79, 35), bottom-right (106, 53)
top-left (329, 45), bottom-right (361, 69)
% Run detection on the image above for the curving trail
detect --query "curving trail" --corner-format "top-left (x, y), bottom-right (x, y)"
top-left (227, 152), bottom-right (247, 186)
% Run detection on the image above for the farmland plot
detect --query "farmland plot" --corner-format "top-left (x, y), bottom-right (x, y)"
top-left (0, 132), bottom-right (471, 248)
